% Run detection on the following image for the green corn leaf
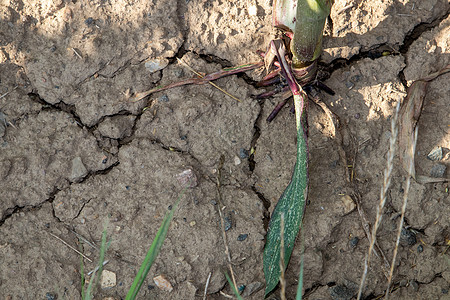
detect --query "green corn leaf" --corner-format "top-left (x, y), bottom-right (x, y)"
top-left (264, 92), bottom-right (308, 296)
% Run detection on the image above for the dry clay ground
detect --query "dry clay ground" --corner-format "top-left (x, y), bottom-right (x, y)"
top-left (0, 0), bottom-right (449, 299)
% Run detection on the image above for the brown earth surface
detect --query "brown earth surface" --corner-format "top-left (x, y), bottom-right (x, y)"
top-left (0, 1), bottom-right (449, 299)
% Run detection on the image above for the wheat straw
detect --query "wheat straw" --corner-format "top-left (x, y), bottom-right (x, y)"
top-left (357, 102), bottom-right (400, 300)
top-left (384, 126), bottom-right (418, 299)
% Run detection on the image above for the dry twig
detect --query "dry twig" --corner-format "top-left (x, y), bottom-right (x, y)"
top-left (203, 272), bottom-right (212, 300)
top-left (177, 57), bottom-right (242, 102)
top-left (216, 155), bottom-right (239, 291)
top-left (47, 231), bottom-right (93, 263)
top-left (354, 193), bottom-right (391, 276)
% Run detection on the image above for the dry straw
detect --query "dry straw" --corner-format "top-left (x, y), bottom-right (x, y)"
top-left (385, 126), bottom-right (418, 299)
top-left (357, 102), bottom-right (400, 300)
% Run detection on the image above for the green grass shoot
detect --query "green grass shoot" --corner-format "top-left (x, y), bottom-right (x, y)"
top-left (225, 272), bottom-right (244, 300)
top-left (125, 188), bottom-right (186, 300)
top-left (81, 221), bottom-right (110, 300)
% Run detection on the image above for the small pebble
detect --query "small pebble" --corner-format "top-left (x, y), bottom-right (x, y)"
top-left (84, 17), bottom-right (94, 25)
top-left (351, 75), bottom-right (361, 82)
top-left (349, 237), bottom-right (359, 248)
top-left (153, 275), bottom-right (173, 292)
top-left (417, 244), bottom-right (424, 253)
top-left (427, 146), bottom-right (443, 161)
top-left (145, 58), bottom-right (169, 73)
top-left (224, 216), bottom-right (232, 231)
top-left (329, 284), bottom-right (355, 300)
top-left (340, 195), bottom-right (355, 214)
top-left (189, 221), bottom-right (196, 227)
top-left (237, 234), bottom-right (248, 241)
top-left (234, 156), bottom-right (241, 165)
top-left (399, 279), bottom-right (408, 287)
top-left (329, 160), bottom-right (338, 168)
top-left (242, 282), bottom-right (263, 297)
top-left (159, 95), bottom-right (169, 102)
top-left (409, 280), bottom-right (419, 292)
top-left (45, 292), bottom-right (57, 300)
top-left (430, 164), bottom-right (446, 178)
top-left (400, 228), bottom-right (417, 246)
top-left (70, 156), bottom-right (88, 183)
top-left (176, 169), bottom-right (198, 188)
top-left (173, 68), bottom-right (184, 78)
top-left (101, 270), bottom-right (117, 288)
top-left (239, 148), bottom-right (249, 159)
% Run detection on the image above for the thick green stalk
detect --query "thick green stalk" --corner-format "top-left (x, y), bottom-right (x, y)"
top-left (291, 0), bottom-right (332, 67)
top-left (273, 0), bottom-right (332, 69)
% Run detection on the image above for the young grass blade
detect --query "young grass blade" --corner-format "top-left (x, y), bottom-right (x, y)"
top-left (264, 40), bottom-right (308, 296)
top-left (84, 221), bottom-right (110, 300)
top-left (125, 189), bottom-right (186, 300)
top-left (225, 272), bottom-right (244, 300)
top-left (79, 242), bottom-right (86, 300)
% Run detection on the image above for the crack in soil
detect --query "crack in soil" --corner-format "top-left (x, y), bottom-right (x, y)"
top-left (0, 186), bottom-right (60, 226)
top-left (28, 92), bottom-right (86, 128)
top-left (0, 156), bottom-right (121, 227)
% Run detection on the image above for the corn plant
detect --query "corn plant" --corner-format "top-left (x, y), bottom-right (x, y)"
top-left (262, 0), bottom-right (333, 296)
top-left (130, 0), bottom-right (333, 297)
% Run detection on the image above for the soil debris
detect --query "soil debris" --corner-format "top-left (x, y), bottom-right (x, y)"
top-left (70, 157), bottom-right (88, 183)
top-left (427, 146), bottom-right (443, 161)
top-left (430, 164), bottom-right (447, 178)
top-left (101, 270), bottom-right (117, 289)
top-left (153, 274), bottom-right (173, 292)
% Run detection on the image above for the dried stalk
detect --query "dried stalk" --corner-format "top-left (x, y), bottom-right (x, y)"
top-left (215, 155), bottom-right (239, 291)
top-left (357, 102), bottom-right (400, 300)
top-left (385, 126), bottom-right (418, 299)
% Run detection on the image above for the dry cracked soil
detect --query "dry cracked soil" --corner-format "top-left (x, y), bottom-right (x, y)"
top-left (0, 0), bottom-right (449, 299)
